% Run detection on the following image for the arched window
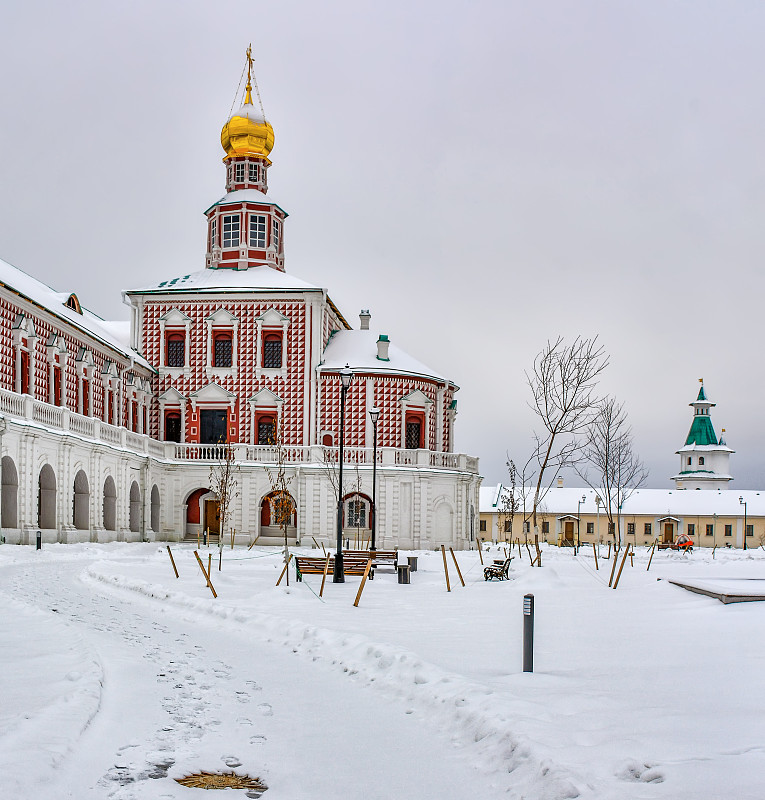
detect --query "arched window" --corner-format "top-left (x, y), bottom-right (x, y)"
top-left (260, 491), bottom-right (296, 530)
top-left (263, 334), bottom-right (282, 368)
top-left (103, 476), bottom-right (117, 531)
top-left (213, 332), bottom-right (233, 368)
top-left (73, 470), bottom-right (89, 530)
top-left (257, 415), bottom-right (275, 445)
top-left (343, 493), bottom-right (372, 529)
top-left (1, 456), bottom-right (18, 529)
top-left (129, 481), bottom-right (141, 533)
top-left (322, 433), bottom-right (333, 447)
top-left (38, 464), bottom-right (56, 529)
top-left (699, 456), bottom-right (705, 466)
top-left (165, 411), bottom-right (182, 442)
top-left (166, 333), bottom-right (185, 367)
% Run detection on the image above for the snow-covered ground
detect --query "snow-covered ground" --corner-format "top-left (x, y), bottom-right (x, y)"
top-left (1, 540), bottom-right (763, 799)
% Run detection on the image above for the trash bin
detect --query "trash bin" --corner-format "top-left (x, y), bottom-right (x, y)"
top-left (397, 564), bottom-right (411, 584)
top-left (407, 555), bottom-right (418, 572)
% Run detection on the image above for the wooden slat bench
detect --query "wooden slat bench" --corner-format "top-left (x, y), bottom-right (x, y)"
top-left (484, 557), bottom-right (514, 581)
top-left (344, 549), bottom-right (398, 570)
top-left (294, 555), bottom-right (370, 581)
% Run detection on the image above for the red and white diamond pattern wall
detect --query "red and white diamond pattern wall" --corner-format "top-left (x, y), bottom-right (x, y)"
top-left (142, 299), bottom-right (307, 444)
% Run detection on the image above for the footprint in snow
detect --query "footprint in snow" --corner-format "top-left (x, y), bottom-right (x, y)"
top-left (257, 703), bottom-right (273, 717)
top-left (223, 756), bottom-right (242, 767)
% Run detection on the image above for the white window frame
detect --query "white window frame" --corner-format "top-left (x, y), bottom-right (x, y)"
top-left (234, 162), bottom-right (245, 183)
top-left (249, 214), bottom-right (267, 248)
top-left (272, 217), bottom-right (281, 251)
top-left (205, 308), bottom-right (239, 378)
top-left (222, 214), bottom-right (240, 248)
top-left (248, 162), bottom-right (259, 182)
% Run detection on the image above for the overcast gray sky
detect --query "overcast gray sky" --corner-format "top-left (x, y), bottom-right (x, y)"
top-left (1, 0), bottom-right (764, 488)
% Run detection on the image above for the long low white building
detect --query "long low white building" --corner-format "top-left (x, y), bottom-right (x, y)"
top-left (479, 484), bottom-right (764, 549)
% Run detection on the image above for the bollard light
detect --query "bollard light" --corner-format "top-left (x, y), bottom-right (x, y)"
top-left (523, 593), bottom-right (534, 673)
top-left (36, 529), bottom-right (42, 551)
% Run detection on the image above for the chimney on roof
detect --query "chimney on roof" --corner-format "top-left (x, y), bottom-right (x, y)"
top-left (359, 309), bottom-right (371, 330)
top-left (557, 476), bottom-right (564, 488)
top-left (376, 334), bottom-right (390, 361)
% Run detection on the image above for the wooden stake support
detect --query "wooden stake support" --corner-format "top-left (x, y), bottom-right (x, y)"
top-left (319, 553), bottom-right (331, 597)
top-left (321, 541), bottom-right (327, 556)
top-left (167, 546), bottom-right (179, 579)
top-left (629, 551), bottom-right (634, 568)
top-left (646, 539), bottom-right (657, 571)
top-left (592, 542), bottom-right (598, 570)
top-left (449, 548), bottom-right (465, 587)
top-left (353, 559), bottom-right (373, 607)
top-left (525, 541), bottom-right (534, 566)
top-left (613, 544), bottom-right (631, 589)
top-left (230, 528), bottom-right (235, 549)
top-left (440, 544), bottom-right (451, 592)
top-left (311, 536), bottom-right (320, 550)
top-left (194, 550), bottom-right (217, 598)
top-left (247, 536), bottom-right (260, 551)
top-left (276, 554), bottom-right (292, 586)
top-left (608, 546), bottom-right (620, 587)
top-left (477, 539), bottom-right (484, 565)
top-left (207, 553), bottom-right (212, 584)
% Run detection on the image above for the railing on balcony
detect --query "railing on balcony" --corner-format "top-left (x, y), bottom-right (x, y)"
top-left (0, 387), bottom-right (479, 473)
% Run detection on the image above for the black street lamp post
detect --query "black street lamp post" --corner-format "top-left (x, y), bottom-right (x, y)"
top-left (740, 495), bottom-right (748, 551)
top-left (334, 364), bottom-right (354, 582)
top-left (369, 407), bottom-right (380, 553)
top-left (576, 494), bottom-right (585, 555)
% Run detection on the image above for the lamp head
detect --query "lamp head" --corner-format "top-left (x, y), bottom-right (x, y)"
top-left (340, 364), bottom-right (354, 389)
top-left (369, 406), bottom-right (380, 424)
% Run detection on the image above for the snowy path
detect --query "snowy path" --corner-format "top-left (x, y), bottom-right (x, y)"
top-left (1, 554), bottom-right (507, 799)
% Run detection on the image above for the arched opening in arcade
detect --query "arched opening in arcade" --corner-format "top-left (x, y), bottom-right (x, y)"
top-left (72, 470), bottom-right (89, 530)
top-left (185, 488), bottom-right (220, 541)
top-left (260, 490), bottom-right (296, 539)
top-left (129, 481), bottom-right (141, 533)
top-left (38, 464), bottom-right (56, 530)
top-left (150, 484), bottom-right (160, 533)
top-left (103, 476), bottom-right (117, 531)
top-left (1, 456), bottom-right (18, 529)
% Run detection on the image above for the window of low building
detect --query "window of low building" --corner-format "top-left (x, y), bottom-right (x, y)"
top-left (627, 523), bottom-right (635, 535)
top-left (503, 520), bottom-right (511, 533)
top-left (479, 519), bottom-right (486, 532)
top-left (541, 521), bottom-right (549, 534)
top-left (644, 522), bottom-right (652, 535)
top-left (746, 524), bottom-right (754, 537)
top-left (724, 524), bottom-right (732, 537)
top-left (706, 524), bottom-right (714, 536)
top-left (586, 522), bottom-right (594, 534)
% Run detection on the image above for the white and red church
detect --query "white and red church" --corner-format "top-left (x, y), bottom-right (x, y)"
top-left (0, 54), bottom-right (481, 548)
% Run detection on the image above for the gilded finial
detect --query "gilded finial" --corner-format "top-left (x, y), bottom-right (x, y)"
top-left (244, 43), bottom-right (254, 105)
top-left (699, 377), bottom-right (703, 383)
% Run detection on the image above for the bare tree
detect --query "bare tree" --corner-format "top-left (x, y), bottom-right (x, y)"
top-left (208, 439), bottom-right (240, 546)
top-left (576, 396), bottom-right (648, 548)
top-left (496, 458), bottom-right (520, 543)
top-left (265, 421), bottom-right (296, 582)
top-left (526, 336), bottom-right (609, 565)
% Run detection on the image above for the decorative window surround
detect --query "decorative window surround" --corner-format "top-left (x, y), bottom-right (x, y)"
top-left (126, 374), bottom-right (151, 434)
top-left (75, 348), bottom-right (95, 416)
top-left (247, 388), bottom-right (284, 445)
top-left (12, 314), bottom-right (36, 395)
top-left (254, 308), bottom-right (289, 379)
top-left (101, 360), bottom-right (121, 426)
top-left (399, 389), bottom-right (432, 450)
top-left (158, 309), bottom-right (192, 379)
top-left (158, 387), bottom-right (187, 442)
top-left (45, 334), bottom-right (68, 406)
top-left (205, 308), bottom-right (239, 378)
top-left (189, 382), bottom-right (237, 413)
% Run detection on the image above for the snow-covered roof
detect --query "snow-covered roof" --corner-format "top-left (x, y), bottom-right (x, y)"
top-left (480, 484), bottom-right (765, 517)
top-left (204, 189), bottom-right (288, 217)
top-left (0, 257), bottom-right (151, 370)
top-left (126, 265), bottom-right (321, 295)
top-left (676, 443), bottom-right (735, 454)
top-left (321, 330), bottom-right (453, 385)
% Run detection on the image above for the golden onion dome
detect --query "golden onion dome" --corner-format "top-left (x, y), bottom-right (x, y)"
top-left (221, 82), bottom-right (274, 161)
